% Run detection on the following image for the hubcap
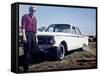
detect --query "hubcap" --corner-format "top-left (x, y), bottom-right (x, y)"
top-left (58, 44), bottom-right (65, 60)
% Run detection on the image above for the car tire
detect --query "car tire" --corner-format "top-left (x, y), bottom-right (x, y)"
top-left (56, 44), bottom-right (65, 60)
top-left (80, 44), bottom-right (87, 51)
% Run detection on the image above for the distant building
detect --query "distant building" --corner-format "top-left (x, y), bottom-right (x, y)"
top-left (88, 35), bottom-right (96, 42)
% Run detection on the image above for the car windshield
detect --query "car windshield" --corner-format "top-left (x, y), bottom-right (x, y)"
top-left (46, 24), bottom-right (70, 33)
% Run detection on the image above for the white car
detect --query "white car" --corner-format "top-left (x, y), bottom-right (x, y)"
top-left (37, 24), bottom-right (88, 60)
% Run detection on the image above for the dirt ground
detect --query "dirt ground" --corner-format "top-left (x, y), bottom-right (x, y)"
top-left (19, 42), bottom-right (97, 72)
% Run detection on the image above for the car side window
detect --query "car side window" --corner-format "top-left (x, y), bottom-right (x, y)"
top-left (76, 27), bottom-right (81, 35)
top-left (72, 27), bottom-right (76, 34)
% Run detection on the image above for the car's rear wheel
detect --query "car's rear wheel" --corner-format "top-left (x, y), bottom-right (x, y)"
top-left (80, 44), bottom-right (87, 51)
top-left (56, 44), bottom-right (65, 60)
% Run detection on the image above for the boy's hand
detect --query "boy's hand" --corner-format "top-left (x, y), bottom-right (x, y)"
top-left (23, 37), bottom-right (27, 43)
top-left (36, 34), bottom-right (38, 44)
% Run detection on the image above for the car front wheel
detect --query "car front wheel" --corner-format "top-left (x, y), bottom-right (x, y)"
top-left (56, 44), bottom-right (65, 60)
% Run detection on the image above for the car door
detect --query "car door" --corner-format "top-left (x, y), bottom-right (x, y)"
top-left (70, 26), bottom-right (78, 49)
top-left (75, 27), bottom-right (83, 48)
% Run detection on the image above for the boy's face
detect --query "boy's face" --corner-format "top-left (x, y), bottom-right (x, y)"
top-left (29, 7), bottom-right (36, 16)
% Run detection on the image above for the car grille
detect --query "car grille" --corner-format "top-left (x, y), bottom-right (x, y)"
top-left (38, 36), bottom-right (53, 44)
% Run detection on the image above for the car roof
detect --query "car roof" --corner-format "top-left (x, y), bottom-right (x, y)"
top-left (51, 24), bottom-right (71, 26)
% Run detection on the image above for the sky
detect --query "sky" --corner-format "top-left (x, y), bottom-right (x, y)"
top-left (19, 4), bottom-right (96, 36)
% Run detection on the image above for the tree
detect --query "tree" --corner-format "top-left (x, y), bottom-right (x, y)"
top-left (38, 27), bottom-right (46, 32)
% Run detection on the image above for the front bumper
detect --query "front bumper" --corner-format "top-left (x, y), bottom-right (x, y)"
top-left (38, 44), bottom-right (57, 52)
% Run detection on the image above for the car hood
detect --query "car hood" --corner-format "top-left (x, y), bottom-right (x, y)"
top-left (37, 31), bottom-right (72, 36)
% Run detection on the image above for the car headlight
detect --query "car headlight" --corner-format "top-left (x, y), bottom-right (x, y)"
top-left (49, 38), bottom-right (55, 44)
